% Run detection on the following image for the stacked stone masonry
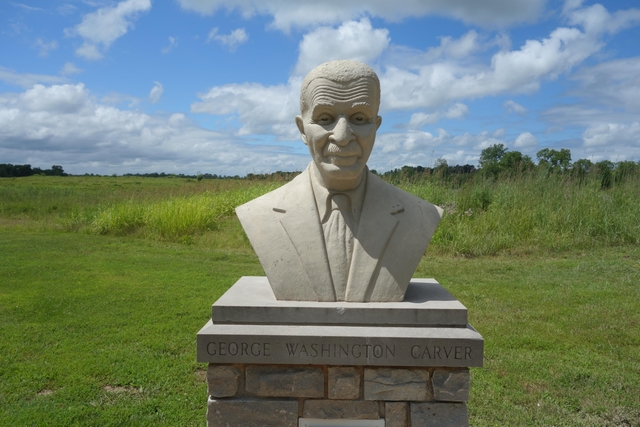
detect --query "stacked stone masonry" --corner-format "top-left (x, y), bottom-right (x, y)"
top-left (206, 364), bottom-right (470, 427)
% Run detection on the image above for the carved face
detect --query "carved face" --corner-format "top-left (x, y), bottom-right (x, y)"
top-left (296, 77), bottom-right (382, 190)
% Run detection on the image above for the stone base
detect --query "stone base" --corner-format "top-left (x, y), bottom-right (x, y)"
top-left (206, 364), bottom-right (470, 427)
top-left (198, 277), bottom-right (482, 426)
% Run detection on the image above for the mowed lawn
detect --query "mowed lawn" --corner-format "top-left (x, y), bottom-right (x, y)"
top-left (1, 175), bottom-right (639, 426)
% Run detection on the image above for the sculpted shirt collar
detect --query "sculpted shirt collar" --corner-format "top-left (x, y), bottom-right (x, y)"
top-left (310, 163), bottom-right (367, 225)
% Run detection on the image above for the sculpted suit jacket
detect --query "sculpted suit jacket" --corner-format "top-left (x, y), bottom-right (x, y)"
top-left (236, 164), bottom-right (442, 302)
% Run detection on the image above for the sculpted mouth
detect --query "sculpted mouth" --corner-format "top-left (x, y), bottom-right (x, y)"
top-left (323, 143), bottom-right (362, 157)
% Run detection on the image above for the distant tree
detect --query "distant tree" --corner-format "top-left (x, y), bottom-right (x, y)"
top-left (571, 158), bottom-right (593, 182)
top-left (0, 164), bottom-right (33, 177)
top-left (536, 148), bottom-right (572, 172)
top-left (47, 165), bottom-right (66, 176)
top-left (479, 143), bottom-right (508, 178)
top-left (499, 151), bottom-right (534, 175)
top-left (479, 144), bottom-right (508, 167)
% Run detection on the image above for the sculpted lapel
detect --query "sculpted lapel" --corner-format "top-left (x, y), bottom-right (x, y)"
top-left (345, 173), bottom-right (402, 302)
top-left (276, 169), bottom-right (336, 301)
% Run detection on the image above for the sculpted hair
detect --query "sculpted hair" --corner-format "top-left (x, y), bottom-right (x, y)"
top-left (300, 60), bottom-right (381, 114)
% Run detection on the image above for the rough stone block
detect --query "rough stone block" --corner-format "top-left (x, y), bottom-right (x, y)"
top-left (328, 367), bottom-right (361, 400)
top-left (410, 402), bottom-right (468, 427)
top-left (207, 398), bottom-right (298, 427)
top-left (432, 368), bottom-right (470, 402)
top-left (385, 402), bottom-right (408, 427)
top-left (206, 364), bottom-right (240, 398)
top-left (245, 365), bottom-right (324, 398)
top-left (303, 400), bottom-right (380, 420)
top-left (364, 368), bottom-right (429, 401)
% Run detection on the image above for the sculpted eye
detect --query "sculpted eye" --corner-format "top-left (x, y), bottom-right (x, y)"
top-left (350, 113), bottom-right (368, 124)
top-left (315, 114), bottom-right (334, 125)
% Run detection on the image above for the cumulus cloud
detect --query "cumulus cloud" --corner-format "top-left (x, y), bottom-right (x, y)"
top-left (503, 100), bottom-right (528, 114)
top-left (162, 36), bottom-right (178, 54)
top-left (0, 83), bottom-right (308, 175)
top-left (176, 0), bottom-right (546, 31)
top-left (407, 103), bottom-right (469, 129)
top-left (191, 81), bottom-right (299, 139)
top-left (65, 0), bottom-right (151, 60)
top-left (206, 28), bottom-right (248, 50)
top-left (0, 66), bottom-right (66, 88)
top-left (381, 25), bottom-right (601, 110)
top-left (564, 1), bottom-right (640, 35)
top-left (514, 131), bottom-right (537, 147)
top-left (149, 82), bottom-right (164, 104)
top-left (582, 122), bottom-right (640, 147)
top-left (294, 19), bottom-right (389, 76)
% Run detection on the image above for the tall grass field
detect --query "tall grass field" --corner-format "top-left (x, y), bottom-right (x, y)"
top-left (1, 173), bottom-right (639, 426)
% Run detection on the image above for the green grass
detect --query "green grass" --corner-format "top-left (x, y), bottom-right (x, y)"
top-left (2, 172), bottom-right (638, 253)
top-left (0, 230), bottom-right (263, 426)
top-left (1, 174), bottom-right (639, 426)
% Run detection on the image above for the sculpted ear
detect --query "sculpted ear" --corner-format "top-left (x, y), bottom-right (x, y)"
top-left (376, 116), bottom-right (382, 130)
top-left (295, 115), bottom-right (308, 145)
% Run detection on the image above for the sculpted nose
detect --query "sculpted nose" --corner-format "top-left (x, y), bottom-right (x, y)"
top-left (329, 116), bottom-right (353, 146)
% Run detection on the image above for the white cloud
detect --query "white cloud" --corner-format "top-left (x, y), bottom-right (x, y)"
top-left (206, 28), bottom-right (248, 50)
top-left (408, 103), bottom-right (469, 128)
top-left (381, 24), bottom-right (601, 110)
top-left (426, 30), bottom-right (480, 60)
top-left (0, 67), bottom-right (66, 88)
top-left (503, 100), bottom-right (528, 114)
top-left (60, 62), bottom-right (84, 76)
top-left (35, 38), bottom-right (59, 57)
top-left (149, 82), bottom-right (164, 104)
top-left (191, 81), bottom-right (299, 139)
top-left (176, 0), bottom-right (546, 31)
top-left (162, 36), bottom-right (178, 54)
top-left (565, 2), bottom-right (640, 35)
top-left (295, 19), bottom-right (389, 76)
top-left (19, 84), bottom-right (91, 114)
top-left (570, 57), bottom-right (640, 112)
top-left (65, 0), bottom-right (151, 60)
top-left (582, 122), bottom-right (640, 148)
top-left (0, 83), bottom-right (308, 175)
top-left (514, 131), bottom-right (537, 147)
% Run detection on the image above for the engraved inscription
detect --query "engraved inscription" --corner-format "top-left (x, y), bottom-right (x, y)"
top-left (410, 345), bottom-right (472, 360)
top-left (285, 343), bottom-right (396, 359)
top-left (202, 339), bottom-right (479, 365)
top-left (207, 341), bottom-right (271, 357)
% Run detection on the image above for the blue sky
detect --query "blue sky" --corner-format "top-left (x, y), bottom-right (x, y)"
top-left (1, 0), bottom-right (639, 175)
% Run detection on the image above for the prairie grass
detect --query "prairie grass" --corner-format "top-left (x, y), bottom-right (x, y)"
top-left (1, 172), bottom-right (639, 253)
top-left (400, 171), bottom-right (640, 255)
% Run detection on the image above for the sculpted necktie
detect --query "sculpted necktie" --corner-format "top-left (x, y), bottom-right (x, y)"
top-left (324, 193), bottom-right (355, 300)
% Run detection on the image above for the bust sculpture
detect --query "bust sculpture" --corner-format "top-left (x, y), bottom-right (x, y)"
top-left (236, 60), bottom-right (442, 302)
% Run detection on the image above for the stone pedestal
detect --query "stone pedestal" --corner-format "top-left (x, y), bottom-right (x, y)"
top-left (197, 277), bottom-right (483, 427)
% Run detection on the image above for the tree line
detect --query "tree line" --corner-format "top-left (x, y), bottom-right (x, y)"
top-left (0, 164), bottom-right (66, 177)
top-left (3, 146), bottom-right (639, 187)
top-left (381, 145), bottom-right (639, 188)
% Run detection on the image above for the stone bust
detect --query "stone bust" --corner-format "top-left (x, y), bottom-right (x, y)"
top-left (236, 60), bottom-right (442, 302)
